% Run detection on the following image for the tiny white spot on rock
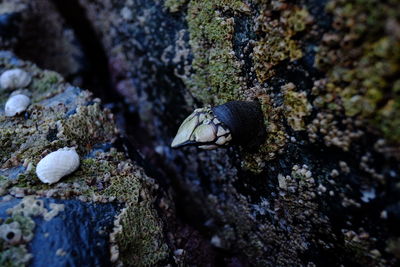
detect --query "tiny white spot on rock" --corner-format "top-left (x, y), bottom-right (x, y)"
top-left (210, 235), bottom-right (222, 248)
top-left (120, 7), bottom-right (132, 20)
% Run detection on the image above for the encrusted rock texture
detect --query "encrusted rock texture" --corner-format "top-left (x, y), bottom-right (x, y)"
top-left (0, 52), bottom-right (177, 266)
top-left (1, 0), bottom-right (400, 266)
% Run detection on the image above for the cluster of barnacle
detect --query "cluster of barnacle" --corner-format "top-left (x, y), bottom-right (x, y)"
top-left (359, 153), bottom-right (385, 181)
top-left (0, 55), bottom-right (173, 265)
top-left (56, 103), bottom-right (117, 152)
top-left (253, 1), bottom-right (312, 83)
top-left (314, 0), bottom-right (400, 149)
top-left (307, 111), bottom-right (364, 151)
top-left (281, 82), bottom-right (312, 131)
top-left (109, 202), bottom-right (169, 266)
top-left (0, 196), bottom-right (65, 265)
top-left (342, 228), bottom-right (387, 265)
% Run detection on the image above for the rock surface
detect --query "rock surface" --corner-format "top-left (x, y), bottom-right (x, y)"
top-left (0, 0), bottom-right (399, 266)
top-left (0, 52), bottom-right (175, 266)
top-left (0, 196), bottom-right (119, 266)
top-left (76, 0), bottom-right (400, 266)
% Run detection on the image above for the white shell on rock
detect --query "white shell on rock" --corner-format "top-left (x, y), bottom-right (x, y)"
top-left (5, 94), bottom-right (30, 116)
top-left (36, 147), bottom-right (80, 184)
top-left (0, 68), bottom-right (32, 90)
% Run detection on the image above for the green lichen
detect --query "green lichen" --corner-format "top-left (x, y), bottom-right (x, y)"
top-left (57, 103), bottom-right (116, 154)
top-left (315, 0), bottom-right (400, 145)
top-left (242, 94), bottom-right (287, 173)
top-left (186, 0), bottom-right (249, 104)
top-left (387, 237), bottom-right (400, 259)
top-left (29, 70), bottom-right (64, 99)
top-left (104, 161), bottom-right (169, 266)
top-left (0, 246), bottom-right (31, 267)
top-left (253, 4), bottom-right (311, 83)
top-left (164, 0), bottom-right (187, 12)
top-left (282, 83), bottom-right (312, 131)
top-left (112, 204), bottom-right (169, 267)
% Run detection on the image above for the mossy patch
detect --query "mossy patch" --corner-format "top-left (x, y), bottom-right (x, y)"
top-left (282, 83), bottom-right (312, 131)
top-left (110, 204), bottom-right (169, 267)
top-left (315, 0), bottom-right (400, 145)
top-left (241, 94), bottom-right (287, 173)
top-left (185, 0), bottom-right (250, 104)
top-left (164, 0), bottom-right (187, 12)
top-left (253, 3), bottom-right (311, 83)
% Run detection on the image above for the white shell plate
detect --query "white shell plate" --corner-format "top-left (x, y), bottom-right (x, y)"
top-left (5, 94), bottom-right (30, 117)
top-left (36, 147), bottom-right (80, 184)
top-left (0, 68), bottom-right (32, 90)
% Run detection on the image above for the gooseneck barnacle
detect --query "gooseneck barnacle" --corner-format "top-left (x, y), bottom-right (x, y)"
top-left (171, 101), bottom-right (266, 150)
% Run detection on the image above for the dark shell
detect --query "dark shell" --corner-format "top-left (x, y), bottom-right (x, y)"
top-left (212, 101), bottom-right (266, 148)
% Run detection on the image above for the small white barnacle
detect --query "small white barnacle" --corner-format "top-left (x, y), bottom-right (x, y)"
top-left (36, 147), bottom-right (80, 184)
top-left (0, 222), bottom-right (22, 245)
top-left (171, 101), bottom-right (266, 150)
top-left (0, 68), bottom-right (32, 90)
top-left (4, 94), bottom-right (30, 117)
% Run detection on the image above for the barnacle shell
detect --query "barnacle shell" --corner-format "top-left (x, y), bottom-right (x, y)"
top-left (0, 68), bottom-right (32, 90)
top-left (36, 147), bottom-right (80, 184)
top-left (171, 101), bottom-right (265, 150)
top-left (171, 106), bottom-right (232, 150)
top-left (0, 222), bottom-right (22, 245)
top-left (5, 94), bottom-right (30, 116)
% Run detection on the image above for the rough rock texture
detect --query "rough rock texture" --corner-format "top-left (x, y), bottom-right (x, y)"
top-left (76, 0), bottom-right (400, 266)
top-left (0, 0), bottom-right (85, 81)
top-left (1, 0), bottom-right (400, 266)
top-left (0, 52), bottom-right (176, 266)
top-left (0, 196), bottom-right (119, 266)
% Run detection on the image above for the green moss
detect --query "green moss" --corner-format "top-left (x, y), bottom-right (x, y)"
top-left (186, 0), bottom-right (249, 104)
